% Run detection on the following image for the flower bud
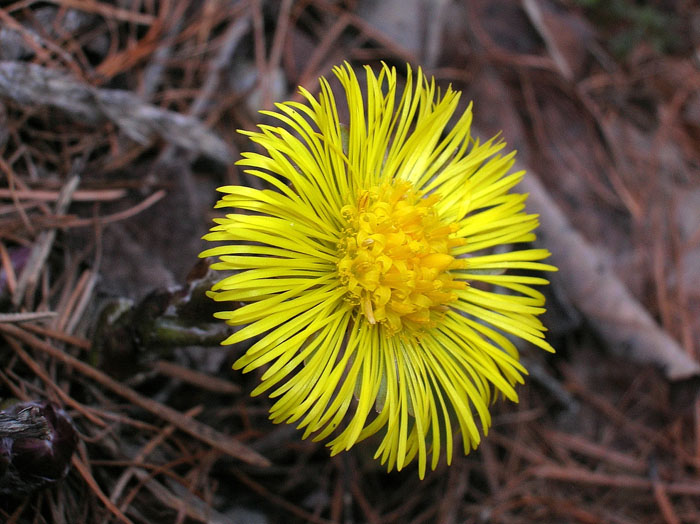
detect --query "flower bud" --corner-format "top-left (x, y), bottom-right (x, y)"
top-left (0, 401), bottom-right (78, 495)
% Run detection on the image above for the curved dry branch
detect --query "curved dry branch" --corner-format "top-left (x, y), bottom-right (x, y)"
top-left (0, 61), bottom-right (233, 164)
top-left (520, 163), bottom-right (700, 381)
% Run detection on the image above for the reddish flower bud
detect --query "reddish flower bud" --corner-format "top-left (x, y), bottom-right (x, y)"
top-left (0, 401), bottom-right (78, 495)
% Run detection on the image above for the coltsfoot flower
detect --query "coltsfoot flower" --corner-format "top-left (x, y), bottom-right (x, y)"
top-left (201, 63), bottom-right (556, 478)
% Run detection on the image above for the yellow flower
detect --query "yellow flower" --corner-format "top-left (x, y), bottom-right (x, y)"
top-left (201, 63), bottom-right (556, 478)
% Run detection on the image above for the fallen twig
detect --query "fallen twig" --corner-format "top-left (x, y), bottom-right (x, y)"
top-left (12, 175), bottom-right (80, 307)
top-left (532, 464), bottom-right (700, 496)
top-left (0, 61), bottom-right (233, 164)
top-left (519, 164), bottom-right (700, 381)
top-left (72, 455), bottom-right (135, 524)
top-left (152, 360), bottom-right (241, 394)
top-left (0, 188), bottom-right (127, 202)
top-left (0, 323), bottom-right (270, 468)
top-left (0, 311), bottom-right (56, 323)
top-left (110, 405), bottom-right (203, 506)
top-left (62, 189), bottom-right (167, 228)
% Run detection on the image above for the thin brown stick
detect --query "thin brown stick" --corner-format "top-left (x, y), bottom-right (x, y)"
top-left (21, 322), bottom-right (91, 350)
top-left (542, 430), bottom-right (647, 473)
top-left (134, 468), bottom-right (233, 524)
top-left (12, 175), bottom-right (80, 307)
top-left (652, 479), bottom-right (681, 524)
top-left (54, 269), bottom-right (92, 333)
top-left (4, 335), bottom-right (107, 428)
top-left (62, 190), bottom-right (166, 228)
top-left (0, 188), bottom-right (127, 202)
top-left (234, 470), bottom-right (334, 524)
top-left (0, 312), bottom-right (56, 323)
top-left (0, 155), bottom-right (35, 235)
top-left (533, 464), bottom-right (700, 496)
top-left (31, 0), bottom-right (156, 25)
top-left (0, 241), bottom-right (18, 296)
top-left (111, 405), bottom-right (203, 506)
top-left (65, 270), bottom-right (98, 335)
top-left (152, 360), bottom-right (241, 394)
top-left (72, 455), bottom-right (135, 524)
top-left (0, 322), bottom-right (270, 467)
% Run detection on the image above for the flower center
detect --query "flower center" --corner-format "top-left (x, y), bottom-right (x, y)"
top-left (337, 182), bottom-right (466, 335)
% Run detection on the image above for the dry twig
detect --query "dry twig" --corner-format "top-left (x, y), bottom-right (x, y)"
top-left (0, 61), bottom-right (232, 164)
top-left (519, 165), bottom-right (700, 381)
top-left (0, 323), bottom-right (270, 468)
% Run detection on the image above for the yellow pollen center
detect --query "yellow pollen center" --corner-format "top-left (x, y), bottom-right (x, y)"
top-left (337, 182), bottom-right (466, 335)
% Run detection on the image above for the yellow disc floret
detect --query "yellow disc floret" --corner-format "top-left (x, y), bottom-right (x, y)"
top-left (337, 181), bottom-right (467, 335)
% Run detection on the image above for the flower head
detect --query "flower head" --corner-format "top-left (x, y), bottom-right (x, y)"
top-left (201, 63), bottom-right (556, 478)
